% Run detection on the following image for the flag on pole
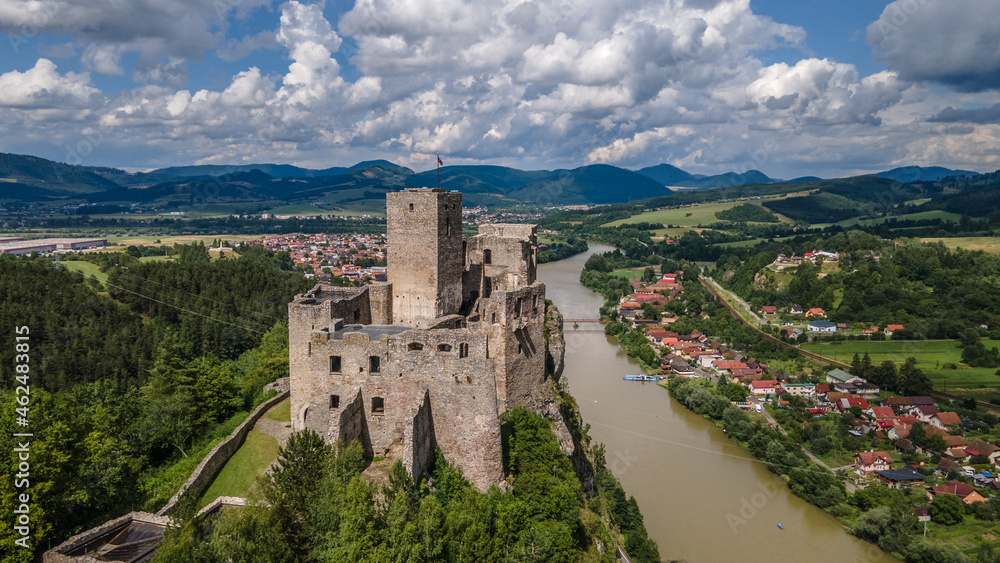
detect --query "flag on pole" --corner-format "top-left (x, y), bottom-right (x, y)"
top-left (437, 155), bottom-right (443, 166)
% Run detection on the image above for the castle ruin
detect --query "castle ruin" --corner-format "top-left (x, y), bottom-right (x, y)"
top-left (288, 188), bottom-right (553, 490)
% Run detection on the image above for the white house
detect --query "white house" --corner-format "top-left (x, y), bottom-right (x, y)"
top-left (808, 320), bottom-right (837, 333)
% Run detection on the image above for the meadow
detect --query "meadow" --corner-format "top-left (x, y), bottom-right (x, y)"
top-left (921, 237), bottom-right (1000, 254)
top-left (802, 339), bottom-right (1000, 393)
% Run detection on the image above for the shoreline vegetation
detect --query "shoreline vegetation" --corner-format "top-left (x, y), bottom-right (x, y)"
top-left (577, 247), bottom-right (992, 561)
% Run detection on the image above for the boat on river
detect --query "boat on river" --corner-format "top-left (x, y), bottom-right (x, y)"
top-left (623, 375), bottom-right (665, 381)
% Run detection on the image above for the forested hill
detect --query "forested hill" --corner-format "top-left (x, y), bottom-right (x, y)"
top-left (0, 245), bottom-right (311, 559)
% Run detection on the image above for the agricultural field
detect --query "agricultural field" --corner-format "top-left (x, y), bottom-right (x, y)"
top-left (715, 238), bottom-right (763, 248)
top-left (107, 234), bottom-right (263, 248)
top-left (264, 204), bottom-right (330, 216)
top-left (604, 199), bottom-right (780, 229)
top-left (802, 339), bottom-right (1000, 394)
top-left (921, 237), bottom-right (1000, 254)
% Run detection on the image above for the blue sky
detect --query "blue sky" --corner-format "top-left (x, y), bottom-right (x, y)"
top-left (0, 0), bottom-right (997, 178)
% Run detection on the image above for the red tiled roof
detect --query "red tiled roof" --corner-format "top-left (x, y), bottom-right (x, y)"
top-left (871, 406), bottom-right (895, 419)
top-left (856, 451), bottom-right (892, 465)
top-left (930, 480), bottom-right (977, 499)
top-left (751, 380), bottom-right (779, 389)
top-left (935, 412), bottom-right (962, 426)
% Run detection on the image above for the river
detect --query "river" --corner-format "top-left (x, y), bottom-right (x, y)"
top-left (538, 245), bottom-right (892, 563)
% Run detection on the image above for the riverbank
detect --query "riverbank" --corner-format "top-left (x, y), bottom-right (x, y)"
top-left (539, 245), bottom-right (895, 562)
top-left (580, 254), bottom-right (973, 560)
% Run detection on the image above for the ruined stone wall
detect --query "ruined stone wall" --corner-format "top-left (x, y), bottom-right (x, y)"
top-left (465, 231), bottom-right (537, 291)
top-left (367, 282), bottom-right (393, 325)
top-left (481, 282), bottom-right (548, 413)
top-left (403, 391), bottom-right (436, 481)
top-left (387, 189), bottom-right (463, 325)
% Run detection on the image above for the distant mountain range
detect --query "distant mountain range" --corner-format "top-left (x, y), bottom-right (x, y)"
top-left (0, 151), bottom-right (987, 208)
top-left (872, 166), bottom-right (980, 183)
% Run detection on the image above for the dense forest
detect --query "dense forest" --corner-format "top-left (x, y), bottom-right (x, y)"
top-left (0, 247), bottom-right (308, 562)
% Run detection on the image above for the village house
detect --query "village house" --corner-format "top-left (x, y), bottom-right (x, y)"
top-left (805, 307), bottom-right (826, 318)
top-left (781, 383), bottom-right (816, 397)
top-left (875, 467), bottom-right (926, 489)
top-left (855, 450), bottom-right (892, 475)
top-left (750, 380), bottom-right (779, 396)
top-left (868, 406), bottom-right (895, 420)
top-left (906, 404), bottom-right (941, 423)
top-left (807, 320), bottom-right (837, 333)
top-left (884, 324), bottom-right (905, 337)
top-left (928, 480), bottom-right (986, 504)
top-left (759, 305), bottom-right (778, 316)
top-left (930, 411), bottom-right (963, 430)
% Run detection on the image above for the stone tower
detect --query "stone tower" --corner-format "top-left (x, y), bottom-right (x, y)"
top-left (387, 188), bottom-right (464, 326)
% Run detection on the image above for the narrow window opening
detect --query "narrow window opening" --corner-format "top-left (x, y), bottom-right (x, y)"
top-left (409, 203), bottom-right (414, 212)
top-left (330, 356), bottom-right (342, 373)
top-left (408, 342), bottom-right (423, 351)
top-left (369, 356), bottom-right (381, 373)
top-left (462, 241), bottom-right (467, 264)
top-left (446, 218), bottom-right (451, 237)
top-left (518, 343), bottom-right (523, 354)
top-left (372, 397), bottom-right (385, 414)
top-left (491, 312), bottom-right (496, 324)
top-left (438, 344), bottom-right (452, 352)
top-left (330, 395), bottom-right (340, 409)
top-left (459, 343), bottom-right (469, 358)
top-left (353, 309), bottom-right (360, 322)
top-left (483, 249), bottom-right (491, 264)
top-left (515, 297), bottom-right (523, 318)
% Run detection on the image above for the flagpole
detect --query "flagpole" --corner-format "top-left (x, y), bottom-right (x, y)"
top-left (437, 154), bottom-right (441, 190)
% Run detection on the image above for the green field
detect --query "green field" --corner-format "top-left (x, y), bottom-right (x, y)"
top-left (265, 204), bottom-right (330, 216)
top-left (61, 260), bottom-right (108, 284)
top-left (197, 429), bottom-right (279, 509)
top-left (802, 339), bottom-right (1000, 393)
top-left (608, 267), bottom-right (657, 280)
top-left (921, 237), bottom-right (1000, 254)
top-left (715, 238), bottom-right (763, 248)
top-left (265, 398), bottom-right (291, 422)
top-left (605, 192), bottom-right (802, 229)
top-left (830, 209), bottom-right (964, 228)
top-left (604, 200), bottom-right (773, 229)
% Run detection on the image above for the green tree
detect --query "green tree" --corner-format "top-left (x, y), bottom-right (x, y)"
top-left (139, 335), bottom-right (199, 457)
top-left (930, 493), bottom-right (965, 525)
top-left (905, 537), bottom-right (970, 562)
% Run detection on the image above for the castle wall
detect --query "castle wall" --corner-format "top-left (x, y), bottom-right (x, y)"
top-left (482, 283), bottom-right (548, 413)
top-left (291, 325), bottom-right (503, 488)
top-left (387, 189), bottom-right (463, 325)
top-left (404, 391), bottom-right (436, 481)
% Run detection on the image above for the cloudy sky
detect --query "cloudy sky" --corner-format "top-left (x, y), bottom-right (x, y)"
top-left (0, 0), bottom-right (998, 178)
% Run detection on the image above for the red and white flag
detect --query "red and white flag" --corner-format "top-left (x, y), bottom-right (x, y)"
top-left (437, 155), bottom-right (443, 166)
